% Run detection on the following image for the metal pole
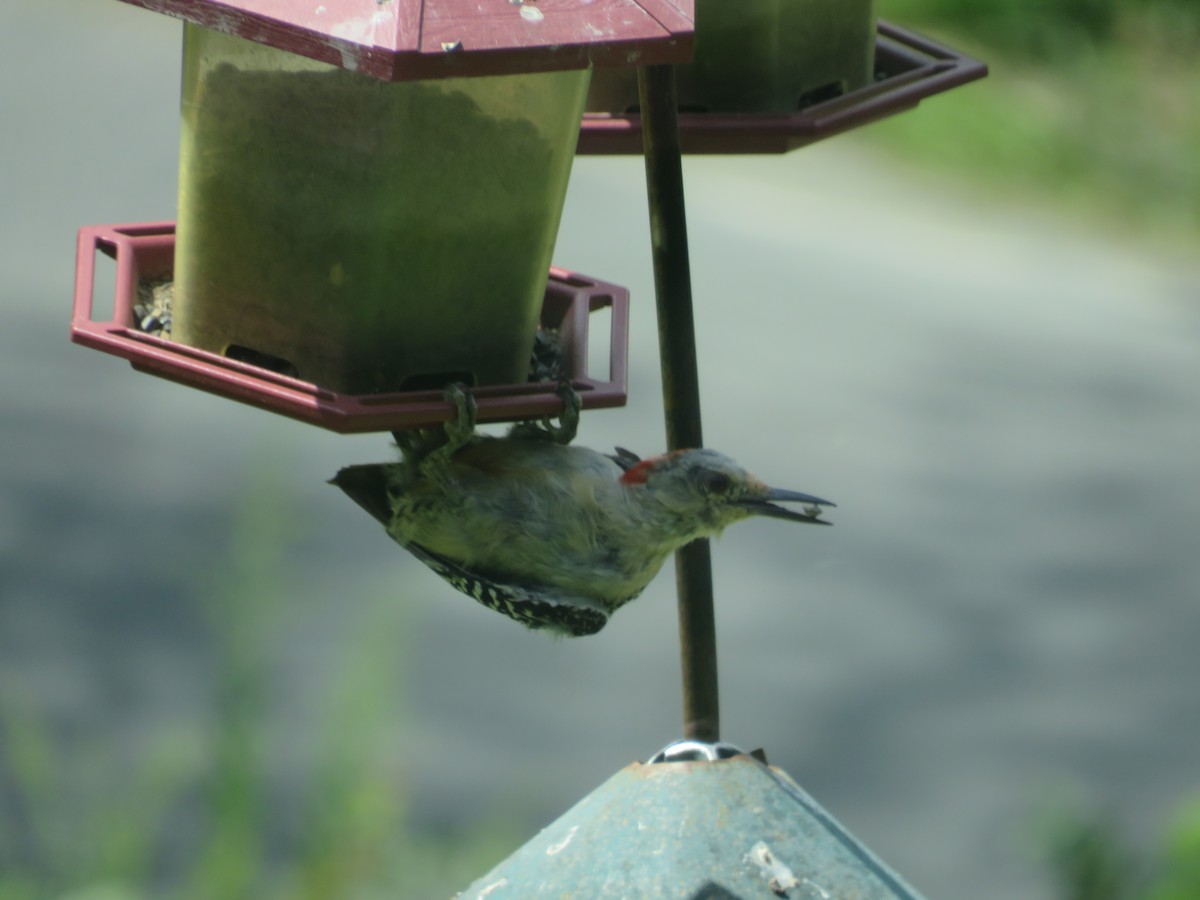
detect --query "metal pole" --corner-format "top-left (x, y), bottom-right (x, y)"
top-left (637, 64), bottom-right (719, 743)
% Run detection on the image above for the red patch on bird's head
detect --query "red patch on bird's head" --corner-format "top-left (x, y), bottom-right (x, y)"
top-left (618, 449), bottom-right (689, 486)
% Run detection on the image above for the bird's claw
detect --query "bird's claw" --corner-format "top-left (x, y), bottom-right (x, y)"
top-left (508, 382), bottom-right (581, 446)
top-left (402, 382), bottom-right (479, 480)
top-left (553, 382), bottom-right (582, 444)
top-left (443, 382), bottom-right (477, 446)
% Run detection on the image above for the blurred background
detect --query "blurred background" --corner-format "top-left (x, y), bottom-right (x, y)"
top-left (2, 0), bottom-right (1199, 898)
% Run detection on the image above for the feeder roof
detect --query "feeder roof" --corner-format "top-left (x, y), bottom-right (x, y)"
top-left (114, 0), bottom-right (694, 81)
top-left (460, 751), bottom-right (926, 898)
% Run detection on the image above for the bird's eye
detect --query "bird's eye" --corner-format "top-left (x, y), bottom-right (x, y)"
top-left (702, 472), bottom-right (732, 494)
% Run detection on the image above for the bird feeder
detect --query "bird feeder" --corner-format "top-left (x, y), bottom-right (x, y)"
top-left (72, 0), bottom-right (692, 430)
top-left (579, 21), bottom-right (987, 154)
top-left (460, 741), bottom-right (927, 898)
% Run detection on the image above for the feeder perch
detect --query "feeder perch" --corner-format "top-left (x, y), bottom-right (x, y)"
top-left (73, 223), bottom-right (629, 432)
top-left (459, 740), bottom-right (926, 898)
top-left (579, 22), bottom-right (987, 154)
top-left (75, 0), bottom-right (691, 429)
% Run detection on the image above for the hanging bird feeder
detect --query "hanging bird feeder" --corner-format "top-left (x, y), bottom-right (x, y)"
top-left (579, 19), bottom-right (987, 154)
top-left (72, 0), bottom-right (691, 430)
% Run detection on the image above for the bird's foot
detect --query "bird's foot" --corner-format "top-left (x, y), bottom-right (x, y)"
top-left (442, 382), bottom-right (478, 448)
top-left (508, 382), bottom-right (581, 445)
top-left (404, 383), bottom-right (478, 479)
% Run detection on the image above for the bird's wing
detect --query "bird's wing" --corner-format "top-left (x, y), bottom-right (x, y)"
top-left (332, 456), bottom-right (623, 637)
top-left (403, 540), bottom-right (610, 637)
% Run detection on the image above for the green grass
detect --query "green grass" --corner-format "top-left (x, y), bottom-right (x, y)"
top-left (0, 464), bottom-right (522, 899)
top-left (1037, 795), bottom-right (1200, 900)
top-left (866, 0), bottom-right (1200, 247)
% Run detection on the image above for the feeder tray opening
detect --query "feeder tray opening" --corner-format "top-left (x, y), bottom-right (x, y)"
top-left (72, 223), bottom-right (630, 434)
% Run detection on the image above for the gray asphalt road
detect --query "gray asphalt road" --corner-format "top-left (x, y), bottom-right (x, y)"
top-left (3, 4), bottom-right (1200, 898)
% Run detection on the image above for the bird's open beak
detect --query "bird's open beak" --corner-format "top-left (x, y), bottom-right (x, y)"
top-left (741, 488), bottom-right (835, 524)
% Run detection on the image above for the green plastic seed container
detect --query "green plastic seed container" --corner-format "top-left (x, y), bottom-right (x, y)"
top-left (586, 0), bottom-right (876, 115)
top-left (174, 24), bottom-right (590, 394)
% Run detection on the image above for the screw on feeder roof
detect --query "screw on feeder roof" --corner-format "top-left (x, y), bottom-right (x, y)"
top-left (648, 738), bottom-right (746, 763)
top-left (109, 0), bottom-right (694, 81)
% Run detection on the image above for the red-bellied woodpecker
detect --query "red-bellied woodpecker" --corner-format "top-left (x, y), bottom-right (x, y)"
top-left (332, 385), bottom-right (834, 637)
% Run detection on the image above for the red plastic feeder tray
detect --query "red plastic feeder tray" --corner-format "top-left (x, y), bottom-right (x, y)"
top-left (577, 22), bottom-right (987, 155)
top-left (72, 223), bottom-right (630, 434)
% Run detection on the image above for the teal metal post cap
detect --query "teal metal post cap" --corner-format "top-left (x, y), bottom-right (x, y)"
top-left (458, 746), bottom-right (926, 899)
